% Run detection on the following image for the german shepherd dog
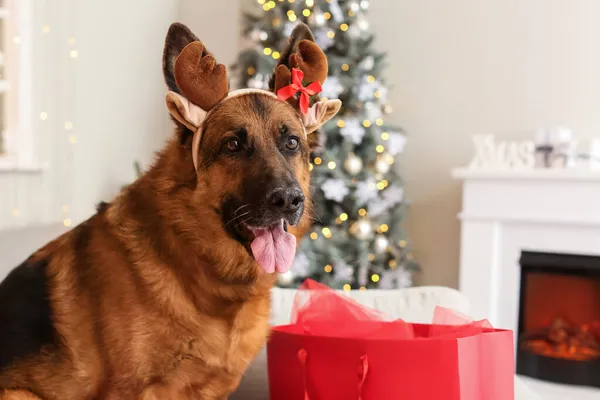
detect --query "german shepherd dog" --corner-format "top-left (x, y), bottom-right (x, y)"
top-left (0, 22), bottom-right (340, 399)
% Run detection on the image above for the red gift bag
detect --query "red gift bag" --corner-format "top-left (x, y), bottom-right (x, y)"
top-left (267, 279), bottom-right (514, 400)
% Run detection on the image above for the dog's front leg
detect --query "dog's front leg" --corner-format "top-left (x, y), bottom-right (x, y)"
top-left (187, 373), bottom-right (243, 400)
top-left (0, 390), bottom-right (43, 400)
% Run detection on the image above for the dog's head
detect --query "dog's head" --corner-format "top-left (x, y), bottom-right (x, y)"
top-left (162, 23), bottom-right (340, 274)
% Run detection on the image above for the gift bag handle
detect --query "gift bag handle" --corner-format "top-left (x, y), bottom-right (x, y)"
top-left (297, 349), bottom-right (369, 400)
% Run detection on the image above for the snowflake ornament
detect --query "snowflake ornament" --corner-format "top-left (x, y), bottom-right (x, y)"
top-left (357, 80), bottom-right (375, 101)
top-left (387, 132), bottom-right (407, 155)
top-left (248, 73), bottom-right (266, 89)
top-left (321, 76), bottom-right (344, 99)
top-left (333, 260), bottom-right (354, 282)
top-left (340, 118), bottom-right (366, 145)
top-left (395, 267), bottom-right (413, 289)
top-left (369, 185), bottom-right (404, 217)
top-left (355, 179), bottom-right (379, 205)
top-left (364, 102), bottom-right (382, 121)
top-left (321, 179), bottom-right (349, 202)
top-left (291, 252), bottom-right (309, 276)
top-left (359, 56), bottom-right (375, 71)
top-left (315, 29), bottom-right (334, 50)
top-left (379, 267), bottom-right (412, 289)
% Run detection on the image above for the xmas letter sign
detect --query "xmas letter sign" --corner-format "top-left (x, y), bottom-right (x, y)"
top-left (469, 134), bottom-right (535, 170)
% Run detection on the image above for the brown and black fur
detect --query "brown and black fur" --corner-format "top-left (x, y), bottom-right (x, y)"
top-left (0, 22), bottom-right (321, 399)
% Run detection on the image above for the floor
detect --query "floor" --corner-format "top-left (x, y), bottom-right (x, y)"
top-left (520, 375), bottom-right (600, 400)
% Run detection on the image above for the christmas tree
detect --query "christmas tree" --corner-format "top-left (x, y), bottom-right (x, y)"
top-left (233, 0), bottom-right (418, 290)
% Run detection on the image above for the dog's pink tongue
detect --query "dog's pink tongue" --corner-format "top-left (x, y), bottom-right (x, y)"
top-left (250, 221), bottom-right (296, 274)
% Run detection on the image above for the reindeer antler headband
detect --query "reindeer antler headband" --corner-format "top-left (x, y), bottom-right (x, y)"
top-left (165, 32), bottom-right (341, 171)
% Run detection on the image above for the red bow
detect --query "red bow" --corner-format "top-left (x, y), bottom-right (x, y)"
top-left (277, 68), bottom-right (323, 115)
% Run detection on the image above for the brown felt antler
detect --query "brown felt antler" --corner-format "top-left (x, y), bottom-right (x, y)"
top-left (174, 41), bottom-right (228, 111)
top-left (273, 40), bottom-right (329, 95)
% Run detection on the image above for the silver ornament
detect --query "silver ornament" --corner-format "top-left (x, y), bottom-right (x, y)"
top-left (250, 29), bottom-right (261, 41)
top-left (375, 157), bottom-right (391, 174)
top-left (344, 153), bottom-right (363, 175)
top-left (315, 12), bottom-right (326, 26)
top-left (357, 15), bottom-right (369, 30)
top-left (351, 218), bottom-right (374, 240)
top-left (374, 234), bottom-right (389, 254)
top-left (259, 31), bottom-right (268, 41)
top-left (278, 270), bottom-right (294, 285)
top-left (360, 0), bottom-right (370, 10)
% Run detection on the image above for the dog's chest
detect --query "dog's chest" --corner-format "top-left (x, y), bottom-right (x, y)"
top-left (180, 297), bottom-right (271, 372)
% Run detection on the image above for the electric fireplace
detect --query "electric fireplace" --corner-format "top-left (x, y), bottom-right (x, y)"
top-left (517, 251), bottom-right (600, 387)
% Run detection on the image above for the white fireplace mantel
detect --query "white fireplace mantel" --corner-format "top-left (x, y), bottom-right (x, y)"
top-left (452, 167), bottom-right (600, 337)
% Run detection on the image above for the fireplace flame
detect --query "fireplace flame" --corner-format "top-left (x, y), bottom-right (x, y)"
top-left (521, 318), bottom-right (600, 361)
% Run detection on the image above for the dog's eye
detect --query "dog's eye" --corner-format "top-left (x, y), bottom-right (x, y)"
top-left (286, 136), bottom-right (300, 151)
top-left (224, 138), bottom-right (241, 153)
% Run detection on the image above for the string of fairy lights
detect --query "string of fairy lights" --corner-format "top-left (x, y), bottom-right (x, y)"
top-left (9, 0), bottom-right (78, 228)
top-left (250, 0), bottom-right (415, 290)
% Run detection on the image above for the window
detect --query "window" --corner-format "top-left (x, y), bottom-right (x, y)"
top-left (0, 0), bottom-right (33, 169)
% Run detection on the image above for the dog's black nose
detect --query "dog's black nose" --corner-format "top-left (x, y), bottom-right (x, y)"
top-left (268, 186), bottom-right (305, 214)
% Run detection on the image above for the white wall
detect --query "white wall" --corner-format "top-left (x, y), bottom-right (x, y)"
top-left (71, 0), bottom-right (179, 223)
top-left (0, 0), bottom-right (179, 229)
top-left (370, 0), bottom-right (600, 288)
top-left (0, 0), bottom-right (179, 274)
top-left (178, 0), bottom-right (241, 69)
top-left (0, 224), bottom-right (67, 280)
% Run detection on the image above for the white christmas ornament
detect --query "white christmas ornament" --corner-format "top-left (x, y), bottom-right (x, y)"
top-left (344, 153), bottom-right (363, 175)
top-left (357, 77), bottom-right (386, 101)
top-left (365, 102), bottom-right (382, 121)
top-left (315, 12), bottom-right (326, 26)
top-left (321, 76), bottom-right (344, 99)
top-left (278, 271), bottom-right (294, 285)
top-left (375, 157), bottom-right (391, 174)
top-left (396, 268), bottom-right (413, 289)
top-left (374, 234), bottom-right (389, 254)
top-left (333, 260), bottom-right (354, 282)
top-left (360, 0), bottom-right (370, 9)
top-left (379, 267), bottom-right (412, 289)
top-left (359, 56), bottom-right (374, 71)
top-left (387, 132), bottom-right (407, 155)
top-left (369, 185), bottom-right (404, 217)
top-left (259, 31), bottom-right (268, 41)
top-left (248, 73), bottom-right (265, 89)
top-left (340, 118), bottom-right (366, 145)
top-left (250, 29), bottom-right (261, 41)
top-left (357, 15), bottom-right (369, 30)
top-left (351, 218), bottom-right (374, 240)
top-left (315, 29), bottom-right (334, 50)
top-left (350, 2), bottom-right (360, 12)
top-left (355, 179), bottom-right (378, 205)
top-left (322, 179), bottom-right (349, 202)
top-left (291, 252), bottom-right (309, 276)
